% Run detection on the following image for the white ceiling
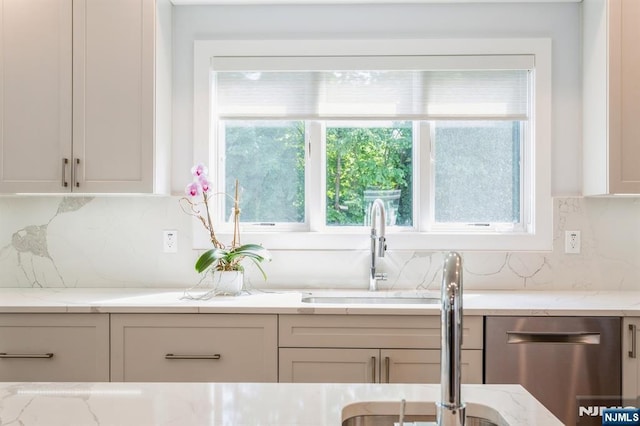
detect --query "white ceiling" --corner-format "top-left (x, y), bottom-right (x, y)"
top-left (171, 0), bottom-right (581, 4)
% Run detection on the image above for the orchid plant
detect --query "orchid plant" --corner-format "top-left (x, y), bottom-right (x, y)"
top-left (180, 163), bottom-right (270, 280)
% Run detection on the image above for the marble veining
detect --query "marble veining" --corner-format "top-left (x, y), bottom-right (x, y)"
top-left (0, 382), bottom-right (561, 426)
top-left (0, 198), bottom-right (94, 288)
top-left (0, 196), bottom-right (638, 290)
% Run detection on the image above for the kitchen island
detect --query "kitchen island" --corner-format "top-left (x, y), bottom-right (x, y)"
top-left (0, 381), bottom-right (560, 425)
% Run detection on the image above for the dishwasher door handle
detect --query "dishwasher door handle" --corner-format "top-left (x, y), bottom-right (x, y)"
top-left (507, 331), bottom-right (601, 344)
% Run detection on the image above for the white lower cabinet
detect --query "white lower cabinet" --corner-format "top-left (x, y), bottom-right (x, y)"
top-left (279, 348), bottom-right (379, 383)
top-left (279, 347), bottom-right (482, 384)
top-left (278, 315), bottom-right (483, 384)
top-left (623, 317), bottom-right (640, 399)
top-left (0, 312), bottom-right (484, 384)
top-left (381, 349), bottom-right (482, 384)
top-left (0, 313), bottom-right (109, 381)
top-left (110, 314), bottom-right (278, 382)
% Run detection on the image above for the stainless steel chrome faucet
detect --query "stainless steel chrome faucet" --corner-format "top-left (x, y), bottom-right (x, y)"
top-left (368, 198), bottom-right (387, 291)
top-left (437, 252), bottom-right (466, 426)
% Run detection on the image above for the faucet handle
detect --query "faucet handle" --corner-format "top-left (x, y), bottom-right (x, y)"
top-left (378, 236), bottom-right (387, 257)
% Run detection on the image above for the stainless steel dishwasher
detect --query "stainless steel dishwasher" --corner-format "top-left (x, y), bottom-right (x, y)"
top-left (485, 316), bottom-right (621, 426)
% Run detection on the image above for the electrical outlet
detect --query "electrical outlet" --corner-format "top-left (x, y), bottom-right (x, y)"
top-left (564, 230), bottom-right (581, 254)
top-left (163, 230), bottom-right (178, 253)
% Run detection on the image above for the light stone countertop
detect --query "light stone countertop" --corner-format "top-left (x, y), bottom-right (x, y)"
top-left (0, 287), bottom-right (639, 315)
top-left (0, 382), bottom-right (561, 425)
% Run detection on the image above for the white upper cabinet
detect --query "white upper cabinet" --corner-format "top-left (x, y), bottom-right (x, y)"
top-left (0, 0), bottom-right (170, 193)
top-left (0, 0), bottom-right (73, 193)
top-left (583, 0), bottom-right (640, 195)
top-left (73, 0), bottom-right (155, 193)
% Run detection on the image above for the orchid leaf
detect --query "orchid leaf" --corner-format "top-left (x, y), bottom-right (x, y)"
top-left (194, 244), bottom-right (271, 278)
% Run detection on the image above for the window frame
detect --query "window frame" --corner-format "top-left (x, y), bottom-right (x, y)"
top-left (193, 38), bottom-right (552, 251)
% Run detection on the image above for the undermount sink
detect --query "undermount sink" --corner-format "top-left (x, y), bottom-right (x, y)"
top-left (301, 296), bottom-right (440, 305)
top-left (341, 414), bottom-right (498, 426)
top-left (341, 401), bottom-right (506, 426)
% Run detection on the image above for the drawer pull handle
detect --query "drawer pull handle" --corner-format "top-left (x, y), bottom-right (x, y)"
top-left (630, 324), bottom-right (637, 359)
top-left (0, 352), bottom-right (54, 359)
top-left (507, 331), bottom-right (600, 345)
top-left (165, 353), bottom-right (221, 360)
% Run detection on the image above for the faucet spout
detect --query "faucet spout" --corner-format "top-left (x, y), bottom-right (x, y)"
top-left (437, 252), bottom-right (466, 426)
top-left (368, 198), bottom-right (387, 291)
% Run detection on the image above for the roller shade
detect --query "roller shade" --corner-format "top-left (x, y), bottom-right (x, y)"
top-left (212, 55), bottom-right (532, 120)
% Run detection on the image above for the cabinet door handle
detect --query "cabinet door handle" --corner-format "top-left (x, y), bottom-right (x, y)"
top-left (61, 158), bottom-right (69, 187)
top-left (73, 158), bottom-right (80, 188)
top-left (370, 356), bottom-right (376, 383)
top-left (384, 356), bottom-right (390, 383)
top-left (164, 353), bottom-right (221, 360)
top-left (630, 324), bottom-right (637, 359)
top-left (0, 352), bottom-right (54, 359)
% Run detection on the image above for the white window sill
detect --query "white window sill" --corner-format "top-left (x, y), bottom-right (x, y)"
top-left (194, 229), bottom-right (552, 252)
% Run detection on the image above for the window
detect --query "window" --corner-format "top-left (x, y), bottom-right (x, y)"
top-left (194, 39), bottom-right (552, 251)
top-left (222, 120), bottom-right (306, 225)
top-left (431, 120), bottom-right (523, 227)
top-left (325, 121), bottom-right (413, 228)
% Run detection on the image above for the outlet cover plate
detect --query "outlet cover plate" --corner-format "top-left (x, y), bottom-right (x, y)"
top-left (564, 230), bottom-right (581, 254)
top-left (163, 230), bottom-right (178, 253)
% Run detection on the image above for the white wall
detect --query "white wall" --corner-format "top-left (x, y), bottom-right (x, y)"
top-left (171, 2), bottom-right (582, 195)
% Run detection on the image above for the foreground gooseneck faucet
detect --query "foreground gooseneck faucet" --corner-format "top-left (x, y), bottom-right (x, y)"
top-left (437, 252), bottom-right (466, 426)
top-left (369, 198), bottom-right (387, 291)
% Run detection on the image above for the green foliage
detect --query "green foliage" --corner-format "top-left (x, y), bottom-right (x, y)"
top-left (325, 123), bottom-right (413, 226)
top-left (223, 120), bottom-right (413, 227)
top-left (225, 121), bottom-right (305, 223)
top-left (195, 243), bottom-right (271, 280)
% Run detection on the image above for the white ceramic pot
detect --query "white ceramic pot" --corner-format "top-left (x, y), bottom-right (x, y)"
top-left (211, 270), bottom-right (244, 296)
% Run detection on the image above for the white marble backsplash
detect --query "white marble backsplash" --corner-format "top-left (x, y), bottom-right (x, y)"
top-left (0, 196), bottom-right (638, 290)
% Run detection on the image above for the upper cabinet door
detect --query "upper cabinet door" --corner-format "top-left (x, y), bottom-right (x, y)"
top-left (0, 0), bottom-right (73, 193)
top-left (73, 0), bottom-right (155, 193)
top-left (615, 0), bottom-right (640, 193)
top-left (584, 0), bottom-right (640, 195)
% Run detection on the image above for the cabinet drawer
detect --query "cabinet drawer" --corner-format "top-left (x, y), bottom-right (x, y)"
top-left (279, 315), bottom-right (483, 349)
top-left (0, 313), bottom-right (109, 381)
top-left (111, 314), bottom-right (277, 382)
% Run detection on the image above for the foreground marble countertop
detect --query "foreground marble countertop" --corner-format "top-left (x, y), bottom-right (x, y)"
top-left (0, 382), bottom-right (561, 425)
top-left (0, 287), bottom-right (639, 315)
